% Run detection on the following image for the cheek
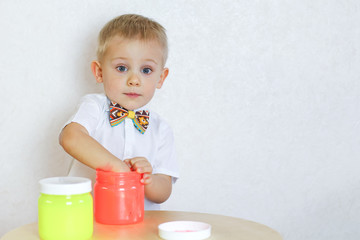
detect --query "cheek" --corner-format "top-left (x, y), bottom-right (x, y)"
top-left (102, 81), bottom-right (113, 92)
top-left (143, 83), bottom-right (157, 97)
top-left (103, 77), bottom-right (123, 90)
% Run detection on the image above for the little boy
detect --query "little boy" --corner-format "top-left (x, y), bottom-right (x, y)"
top-left (59, 14), bottom-right (179, 210)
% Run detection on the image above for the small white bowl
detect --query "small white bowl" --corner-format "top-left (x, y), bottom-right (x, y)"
top-left (158, 221), bottom-right (211, 240)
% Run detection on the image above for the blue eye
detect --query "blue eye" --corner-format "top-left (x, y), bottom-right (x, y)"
top-left (142, 68), bottom-right (152, 74)
top-left (116, 65), bottom-right (128, 72)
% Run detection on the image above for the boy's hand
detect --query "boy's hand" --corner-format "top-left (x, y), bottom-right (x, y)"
top-left (111, 160), bottom-right (131, 172)
top-left (124, 157), bottom-right (153, 185)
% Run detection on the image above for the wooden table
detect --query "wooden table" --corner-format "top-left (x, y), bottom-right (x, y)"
top-left (1, 211), bottom-right (282, 240)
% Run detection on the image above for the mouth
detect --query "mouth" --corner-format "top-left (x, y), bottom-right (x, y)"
top-left (124, 92), bottom-right (141, 98)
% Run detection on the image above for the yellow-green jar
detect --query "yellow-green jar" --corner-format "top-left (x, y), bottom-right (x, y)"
top-left (38, 177), bottom-right (93, 240)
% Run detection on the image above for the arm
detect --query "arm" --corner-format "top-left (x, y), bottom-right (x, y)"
top-left (144, 174), bottom-right (172, 204)
top-left (125, 157), bottom-right (172, 203)
top-left (59, 122), bottom-right (130, 172)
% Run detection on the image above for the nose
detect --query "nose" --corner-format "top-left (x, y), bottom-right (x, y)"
top-left (127, 73), bottom-right (141, 87)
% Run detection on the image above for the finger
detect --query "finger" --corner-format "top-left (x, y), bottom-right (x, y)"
top-left (123, 159), bottom-right (132, 169)
top-left (129, 159), bottom-right (152, 173)
top-left (141, 174), bottom-right (153, 185)
top-left (135, 166), bottom-right (152, 174)
top-left (124, 158), bottom-right (143, 171)
top-left (128, 157), bottom-right (147, 166)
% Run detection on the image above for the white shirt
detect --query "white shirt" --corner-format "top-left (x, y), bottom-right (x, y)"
top-left (66, 93), bottom-right (179, 210)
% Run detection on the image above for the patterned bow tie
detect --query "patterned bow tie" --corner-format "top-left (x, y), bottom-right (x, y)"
top-left (109, 101), bottom-right (150, 134)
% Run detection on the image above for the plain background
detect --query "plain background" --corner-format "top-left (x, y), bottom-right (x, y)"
top-left (1, 1), bottom-right (359, 239)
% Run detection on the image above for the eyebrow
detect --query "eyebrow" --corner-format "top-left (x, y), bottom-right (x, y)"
top-left (111, 57), bottom-right (158, 65)
top-left (144, 59), bottom-right (158, 65)
top-left (111, 57), bottom-right (128, 62)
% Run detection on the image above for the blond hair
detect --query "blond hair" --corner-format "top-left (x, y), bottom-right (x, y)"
top-left (96, 14), bottom-right (168, 64)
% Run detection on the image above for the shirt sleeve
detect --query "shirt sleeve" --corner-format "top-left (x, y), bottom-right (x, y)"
top-left (152, 121), bottom-right (180, 183)
top-left (66, 94), bottom-right (102, 136)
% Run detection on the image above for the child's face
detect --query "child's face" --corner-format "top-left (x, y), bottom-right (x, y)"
top-left (92, 36), bottom-right (168, 110)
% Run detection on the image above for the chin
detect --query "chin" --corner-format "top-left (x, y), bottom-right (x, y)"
top-left (124, 103), bottom-right (145, 111)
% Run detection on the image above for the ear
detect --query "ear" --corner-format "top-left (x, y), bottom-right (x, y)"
top-left (91, 61), bottom-right (103, 83)
top-left (156, 68), bottom-right (169, 89)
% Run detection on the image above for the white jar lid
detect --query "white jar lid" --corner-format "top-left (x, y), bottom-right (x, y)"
top-left (39, 177), bottom-right (92, 195)
top-left (158, 221), bottom-right (211, 240)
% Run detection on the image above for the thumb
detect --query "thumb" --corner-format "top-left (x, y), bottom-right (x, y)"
top-left (124, 159), bottom-right (132, 168)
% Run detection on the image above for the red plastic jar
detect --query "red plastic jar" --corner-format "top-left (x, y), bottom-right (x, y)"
top-left (94, 169), bottom-right (144, 225)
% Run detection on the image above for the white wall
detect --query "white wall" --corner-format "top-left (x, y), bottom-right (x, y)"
top-left (1, 1), bottom-right (359, 239)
